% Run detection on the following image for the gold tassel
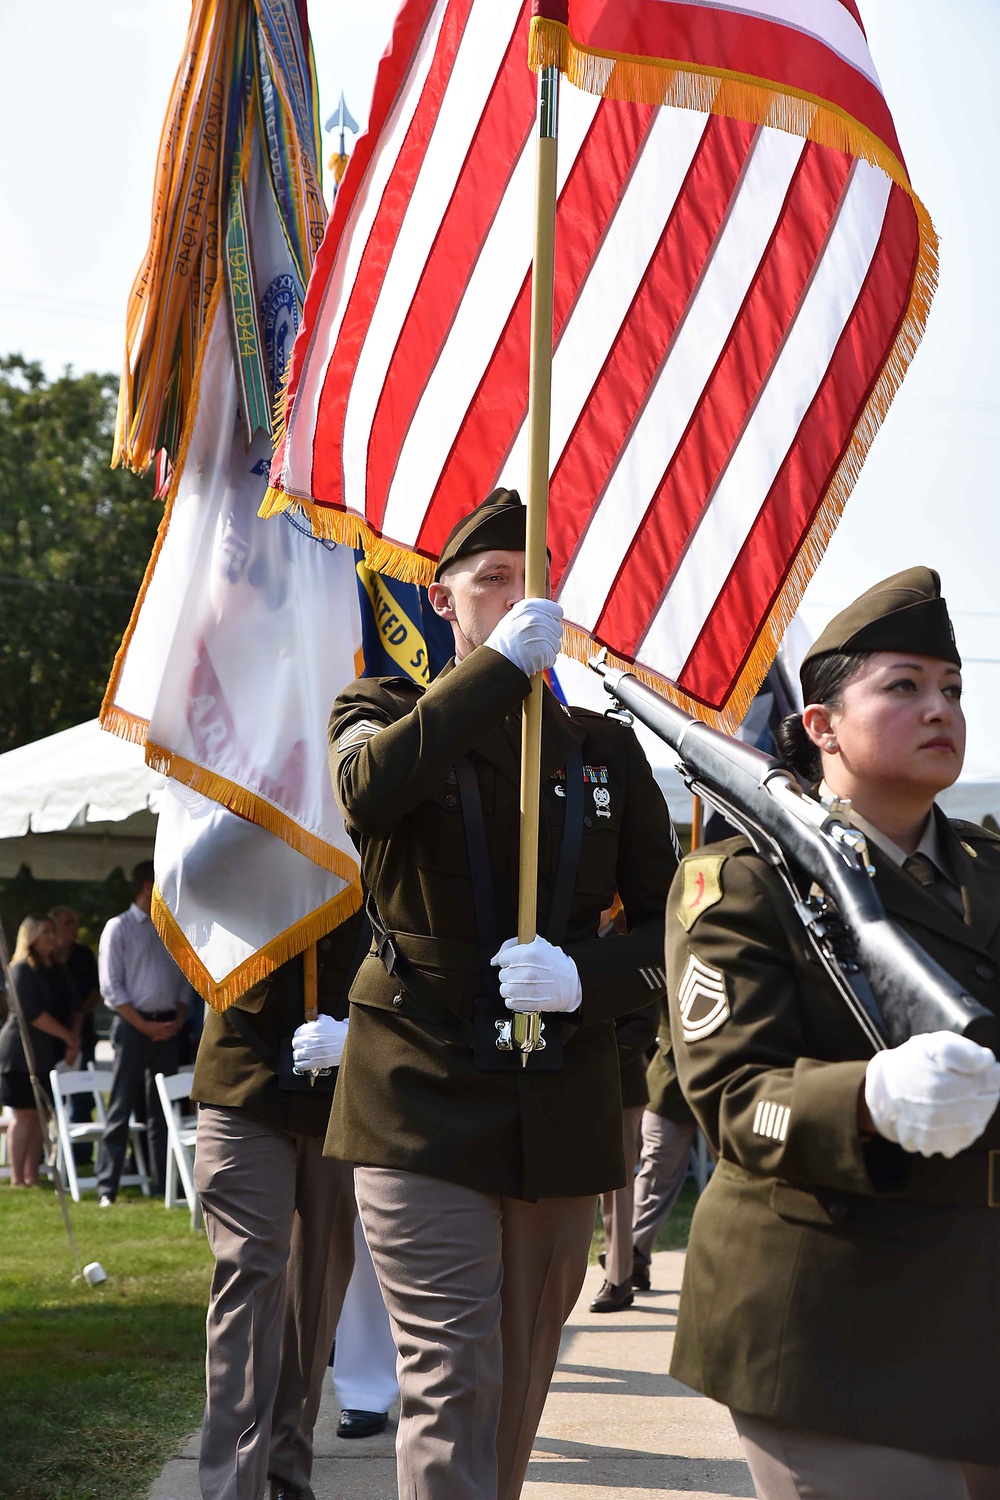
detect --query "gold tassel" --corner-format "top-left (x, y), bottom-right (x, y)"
top-left (142, 742), bottom-right (361, 880)
top-left (153, 879), bottom-right (363, 1012)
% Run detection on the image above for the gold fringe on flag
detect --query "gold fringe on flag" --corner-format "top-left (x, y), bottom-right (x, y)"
top-left (153, 877), bottom-right (363, 1012)
top-left (143, 743), bottom-right (359, 878)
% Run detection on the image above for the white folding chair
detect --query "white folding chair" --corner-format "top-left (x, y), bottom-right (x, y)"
top-left (154, 1070), bottom-right (202, 1229)
top-left (0, 1105), bottom-right (11, 1181)
top-left (48, 1067), bottom-right (151, 1203)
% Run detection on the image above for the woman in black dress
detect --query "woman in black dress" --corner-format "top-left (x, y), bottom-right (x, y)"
top-left (0, 913), bottom-right (80, 1186)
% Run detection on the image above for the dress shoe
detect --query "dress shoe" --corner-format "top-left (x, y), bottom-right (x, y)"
top-left (269, 1484), bottom-right (305, 1500)
top-left (631, 1251), bottom-right (651, 1292)
top-left (589, 1277), bottom-right (634, 1313)
top-left (337, 1408), bottom-right (388, 1439)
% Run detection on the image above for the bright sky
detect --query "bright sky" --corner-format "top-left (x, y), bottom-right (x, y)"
top-left (2, 1), bottom-right (998, 771)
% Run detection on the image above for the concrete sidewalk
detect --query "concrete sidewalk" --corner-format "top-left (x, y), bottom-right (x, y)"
top-left (150, 1250), bottom-right (753, 1499)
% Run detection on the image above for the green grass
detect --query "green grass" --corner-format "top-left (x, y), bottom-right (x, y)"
top-left (0, 1184), bottom-right (212, 1500)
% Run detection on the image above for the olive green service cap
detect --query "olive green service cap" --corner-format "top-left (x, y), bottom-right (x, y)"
top-left (802, 566), bottom-right (961, 675)
top-left (434, 488), bottom-right (527, 580)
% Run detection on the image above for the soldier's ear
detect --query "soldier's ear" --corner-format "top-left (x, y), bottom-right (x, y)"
top-left (427, 581), bottom-right (457, 621)
top-left (802, 703), bottom-right (835, 749)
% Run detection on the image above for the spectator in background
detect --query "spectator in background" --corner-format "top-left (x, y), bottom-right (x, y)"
top-left (96, 861), bottom-right (188, 1204)
top-left (0, 914), bottom-right (80, 1185)
top-left (50, 905), bottom-right (102, 1165)
top-left (50, 906), bottom-right (100, 1069)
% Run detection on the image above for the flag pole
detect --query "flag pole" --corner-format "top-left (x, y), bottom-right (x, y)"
top-left (514, 63), bottom-right (560, 1063)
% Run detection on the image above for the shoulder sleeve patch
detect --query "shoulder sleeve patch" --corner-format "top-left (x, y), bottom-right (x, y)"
top-left (678, 953), bottom-right (730, 1042)
top-left (676, 855), bottom-right (725, 932)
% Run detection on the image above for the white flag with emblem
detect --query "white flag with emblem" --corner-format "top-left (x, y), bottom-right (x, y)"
top-left (103, 93), bottom-right (363, 1010)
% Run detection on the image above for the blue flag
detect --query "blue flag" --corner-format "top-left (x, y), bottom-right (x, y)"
top-left (355, 556), bottom-right (454, 685)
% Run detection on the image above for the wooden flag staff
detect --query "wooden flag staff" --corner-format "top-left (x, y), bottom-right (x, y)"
top-left (514, 63), bottom-right (560, 1064)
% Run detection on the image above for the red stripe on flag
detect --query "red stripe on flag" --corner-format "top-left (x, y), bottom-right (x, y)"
top-left (568, 1), bottom-right (899, 158)
top-left (308, 0), bottom-right (478, 508)
top-left (594, 140), bottom-right (852, 656)
top-left (274, 0), bottom-right (441, 488)
top-left (365, 7), bottom-right (535, 531)
top-left (413, 97), bottom-right (657, 558)
top-left (547, 114), bottom-right (755, 585)
top-left (834, 0), bottom-right (867, 33)
top-left (676, 182), bottom-right (918, 710)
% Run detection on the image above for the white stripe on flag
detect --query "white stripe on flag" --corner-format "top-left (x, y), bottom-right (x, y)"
top-left (644, 157), bottom-right (892, 676)
top-left (501, 105), bottom-right (710, 500)
top-left (283, 0), bottom-right (450, 493)
top-left (658, 0), bottom-right (882, 89)
top-left (344, 0), bottom-right (524, 517)
top-left (381, 81), bottom-right (602, 544)
top-left (559, 124), bottom-right (806, 631)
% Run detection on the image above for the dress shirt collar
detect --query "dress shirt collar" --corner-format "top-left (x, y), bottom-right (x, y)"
top-left (817, 780), bottom-right (954, 885)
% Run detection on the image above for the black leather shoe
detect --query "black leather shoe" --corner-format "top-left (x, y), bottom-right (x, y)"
top-left (631, 1251), bottom-right (651, 1292)
top-left (589, 1277), bottom-right (634, 1313)
top-left (269, 1484), bottom-right (305, 1500)
top-left (337, 1408), bottom-right (389, 1439)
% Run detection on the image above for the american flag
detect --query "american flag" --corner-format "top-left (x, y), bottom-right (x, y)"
top-left (266, 0), bottom-right (936, 726)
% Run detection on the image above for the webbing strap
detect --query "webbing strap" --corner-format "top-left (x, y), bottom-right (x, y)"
top-left (454, 746), bottom-right (584, 979)
top-left (547, 746), bottom-right (584, 946)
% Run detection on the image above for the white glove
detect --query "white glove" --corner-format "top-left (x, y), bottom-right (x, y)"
top-left (864, 1031), bottom-right (1000, 1158)
top-left (292, 1015), bottom-right (349, 1072)
top-left (490, 935), bottom-right (582, 1014)
top-left (484, 598), bottom-right (563, 678)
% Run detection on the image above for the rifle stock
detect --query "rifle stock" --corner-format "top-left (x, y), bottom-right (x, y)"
top-left (591, 657), bottom-right (997, 1053)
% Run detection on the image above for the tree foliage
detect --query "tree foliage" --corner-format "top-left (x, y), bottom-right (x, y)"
top-left (0, 355), bottom-right (160, 754)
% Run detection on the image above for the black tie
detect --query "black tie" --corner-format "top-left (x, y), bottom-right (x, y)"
top-left (903, 851), bottom-right (964, 916)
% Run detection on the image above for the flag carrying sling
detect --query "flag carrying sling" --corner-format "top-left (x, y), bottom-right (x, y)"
top-left (265, 0), bottom-right (936, 727)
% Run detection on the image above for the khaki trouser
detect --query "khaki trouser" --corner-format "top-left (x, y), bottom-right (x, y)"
top-left (195, 1106), bottom-right (356, 1500)
top-left (733, 1410), bottom-right (1000, 1500)
top-left (599, 1104), bottom-right (645, 1284)
top-left (631, 1110), bottom-right (696, 1262)
top-left (355, 1165), bottom-right (596, 1500)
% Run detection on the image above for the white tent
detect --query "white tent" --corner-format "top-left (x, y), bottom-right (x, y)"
top-left (0, 720), bottom-right (164, 880)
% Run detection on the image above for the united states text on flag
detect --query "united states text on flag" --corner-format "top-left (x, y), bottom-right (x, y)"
top-left (264, 0), bottom-right (936, 727)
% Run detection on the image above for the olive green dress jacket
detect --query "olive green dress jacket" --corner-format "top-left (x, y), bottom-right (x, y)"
top-left (326, 647), bottom-right (678, 1200)
top-left (667, 813), bottom-right (1000, 1465)
top-left (191, 911), bottom-right (363, 1138)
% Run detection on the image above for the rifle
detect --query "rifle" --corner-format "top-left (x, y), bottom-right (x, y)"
top-left (590, 653), bottom-right (997, 1053)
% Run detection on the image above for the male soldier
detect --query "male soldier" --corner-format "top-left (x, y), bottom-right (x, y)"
top-left (192, 914), bottom-right (364, 1500)
top-left (316, 489), bottom-right (679, 1500)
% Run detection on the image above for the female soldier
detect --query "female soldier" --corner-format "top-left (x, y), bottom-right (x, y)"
top-left (666, 568), bottom-right (1000, 1499)
top-left (0, 913), bottom-right (80, 1185)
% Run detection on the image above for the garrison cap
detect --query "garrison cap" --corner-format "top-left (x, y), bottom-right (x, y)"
top-left (434, 488), bottom-right (526, 581)
top-left (802, 566), bottom-right (961, 676)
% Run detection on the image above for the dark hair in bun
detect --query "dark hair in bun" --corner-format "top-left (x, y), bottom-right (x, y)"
top-left (775, 651), bottom-right (870, 782)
